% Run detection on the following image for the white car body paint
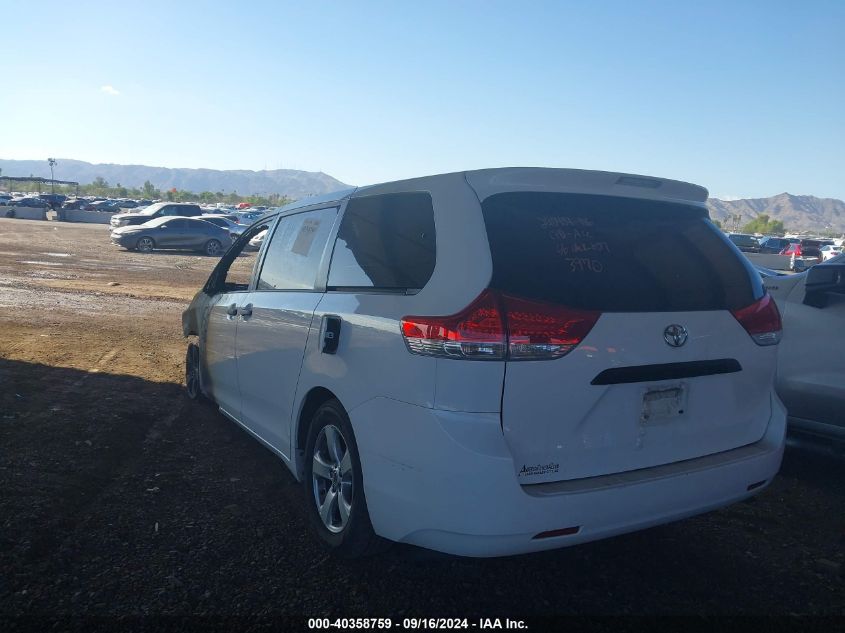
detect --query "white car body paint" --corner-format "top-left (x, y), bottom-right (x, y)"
top-left (189, 168), bottom-right (787, 557)
top-left (763, 266), bottom-right (845, 438)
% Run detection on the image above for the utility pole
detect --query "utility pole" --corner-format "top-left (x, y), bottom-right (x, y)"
top-left (47, 158), bottom-right (57, 194)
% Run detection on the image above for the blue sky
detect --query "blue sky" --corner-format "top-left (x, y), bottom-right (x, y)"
top-left (2, 0), bottom-right (843, 199)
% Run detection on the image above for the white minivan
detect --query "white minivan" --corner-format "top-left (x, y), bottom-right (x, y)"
top-left (182, 168), bottom-right (787, 557)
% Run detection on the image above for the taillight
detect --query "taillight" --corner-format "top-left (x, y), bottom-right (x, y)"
top-left (401, 290), bottom-right (600, 361)
top-left (501, 294), bottom-right (600, 360)
top-left (731, 293), bottom-right (782, 346)
top-left (400, 289), bottom-right (505, 359)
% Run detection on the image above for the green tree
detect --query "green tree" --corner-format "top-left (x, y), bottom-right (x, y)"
top-left (91, 176), bottom-right (109, 195)
top-left (142, 180), bottom-right (158, 199)
top-left (712, 218), bottom-right (722, 229)
top-left (741, 214), bottom-right (785, 235)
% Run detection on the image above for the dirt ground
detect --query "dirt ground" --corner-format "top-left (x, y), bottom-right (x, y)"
top-left (1, 217), bottom-right (843, 619)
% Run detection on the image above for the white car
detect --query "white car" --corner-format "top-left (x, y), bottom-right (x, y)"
top-left (246, 228), bottom-right (267, 251)
top-left (758, 254), bottom-right (845, 439)
top-left (820, 244), bottom-right (843, 261)
top-left (182, 168), bottom-right (786, 558)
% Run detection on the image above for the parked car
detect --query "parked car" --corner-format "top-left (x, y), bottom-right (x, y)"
top-left (11, 197), bottom-right (49, 208)
top-left (110, 216), bottom-right (231, 255)
top-left (61, 198), bottom-right (88, 210)
top-left (781, 239), bottom-right (823, 259)
top-left (780, 240), bottom-right (824, 271)
top-left (245, 227), bottom-right (268, 251)
top-left (181, 168), bottom-right (786, 558)
top-left (758, 254), bottom-right (845, 439)
top-left (0, 194), bottom-right (13, 205)
top-left (38, 193), bottom-right (67, 209)
top-left (238, 211), bottom-right (265, 224)
top-left (758, 236), bottom-right (793, 254)
top-left (201, 212), bottom-right (240, 224)
top-left (200, 215), bottom-right (247, 238)
top-left (110, 202), bottom-right (203, 228)
top-left (727, 233), bottom-right (761, 253)
top-left (90, 200), bottom-right (128, 212)
top-left (820, 244), bottom-right (843, 261)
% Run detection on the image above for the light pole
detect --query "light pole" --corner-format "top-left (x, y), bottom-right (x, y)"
top-left (47, 158), bottom-right (57, 194)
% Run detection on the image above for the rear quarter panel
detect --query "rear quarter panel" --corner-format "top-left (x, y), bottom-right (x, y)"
top-left (290, 173), bottom-right (504, 477)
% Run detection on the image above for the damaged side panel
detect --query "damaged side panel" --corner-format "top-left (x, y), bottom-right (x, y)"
top-left (182, 290), bottom-right (214, 338)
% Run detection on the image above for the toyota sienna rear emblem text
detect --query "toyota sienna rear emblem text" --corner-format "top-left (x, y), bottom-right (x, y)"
top-left (663, 324), bottom-right (688, 347)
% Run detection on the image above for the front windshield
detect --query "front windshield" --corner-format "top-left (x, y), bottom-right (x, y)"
top-left (138, 202), bottom-right (167, 215)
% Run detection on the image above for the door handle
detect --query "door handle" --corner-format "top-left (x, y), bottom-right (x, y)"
top-left (239, 303), bottom-right (253, 318)
top-left (226, 303), bottom-right (238, 319)
top-left (322, 315), bottom-right (342, 354)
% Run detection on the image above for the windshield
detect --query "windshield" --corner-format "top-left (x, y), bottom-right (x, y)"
top-left (137, 202), bottom-right (167, 216)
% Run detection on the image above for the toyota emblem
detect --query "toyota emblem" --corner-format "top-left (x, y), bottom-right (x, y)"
top-left (663, 324), bottom-right (688, 347)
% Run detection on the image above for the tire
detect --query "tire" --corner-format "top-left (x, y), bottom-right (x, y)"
top-left (136, 236), bottom-right (155, 253)
top-left (303, 399), bottom-right (384, 558)
top-left (185, 343), bottom-right (203, 400)
top-left (204, 239), bottom-right (222, 256)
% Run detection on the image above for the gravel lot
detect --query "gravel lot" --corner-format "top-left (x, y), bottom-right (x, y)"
top-left (1, 218), bottom-right (843, 619)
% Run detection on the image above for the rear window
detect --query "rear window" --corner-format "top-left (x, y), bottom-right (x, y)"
top-left (327, 192), bottom-right (436, 291)
top-left (482, 192), bottom-right (763, 312)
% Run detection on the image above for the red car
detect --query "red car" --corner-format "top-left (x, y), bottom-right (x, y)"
top-left (780, 240), bottom-right (823, 259)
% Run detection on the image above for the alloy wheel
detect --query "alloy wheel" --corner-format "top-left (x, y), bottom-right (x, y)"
top-left (311, 424), bottom-right (354, 533)
top-left (205, 240), bottom-right (221, 256)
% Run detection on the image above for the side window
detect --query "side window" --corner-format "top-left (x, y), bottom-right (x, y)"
top-left (327, 192), bottom-right (436, 291)
top-left (257, 207), bottom-right (338, 291)
top-left (160, 206), bottom-right (177, 216)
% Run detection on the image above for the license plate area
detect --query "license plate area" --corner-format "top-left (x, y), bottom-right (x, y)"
top-left (641, 384), bottom-right (687, 424)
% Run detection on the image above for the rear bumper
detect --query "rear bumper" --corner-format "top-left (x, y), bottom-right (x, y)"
top-left (350, 393), bottom-right (786, 557)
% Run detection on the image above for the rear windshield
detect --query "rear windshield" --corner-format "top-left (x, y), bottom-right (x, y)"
top-left (482, 192), bottom-right (763, 312)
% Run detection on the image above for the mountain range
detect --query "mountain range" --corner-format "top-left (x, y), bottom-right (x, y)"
top-left (707, 193), bottom-right (845, 234)
top-left (1, 159), bottom-right (843, 233)
top-left (0, 159), bottom-right (350, 200)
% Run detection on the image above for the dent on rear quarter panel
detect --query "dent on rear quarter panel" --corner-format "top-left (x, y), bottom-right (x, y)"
top-left (182, 291), bottom-right (212, 337)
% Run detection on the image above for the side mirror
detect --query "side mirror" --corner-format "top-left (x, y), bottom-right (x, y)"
top-left (804, 262), bottom-right (845, 308)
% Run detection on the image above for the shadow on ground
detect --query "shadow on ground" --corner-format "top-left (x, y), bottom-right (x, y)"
top-left (1, 358), bottom-right (843, 617)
